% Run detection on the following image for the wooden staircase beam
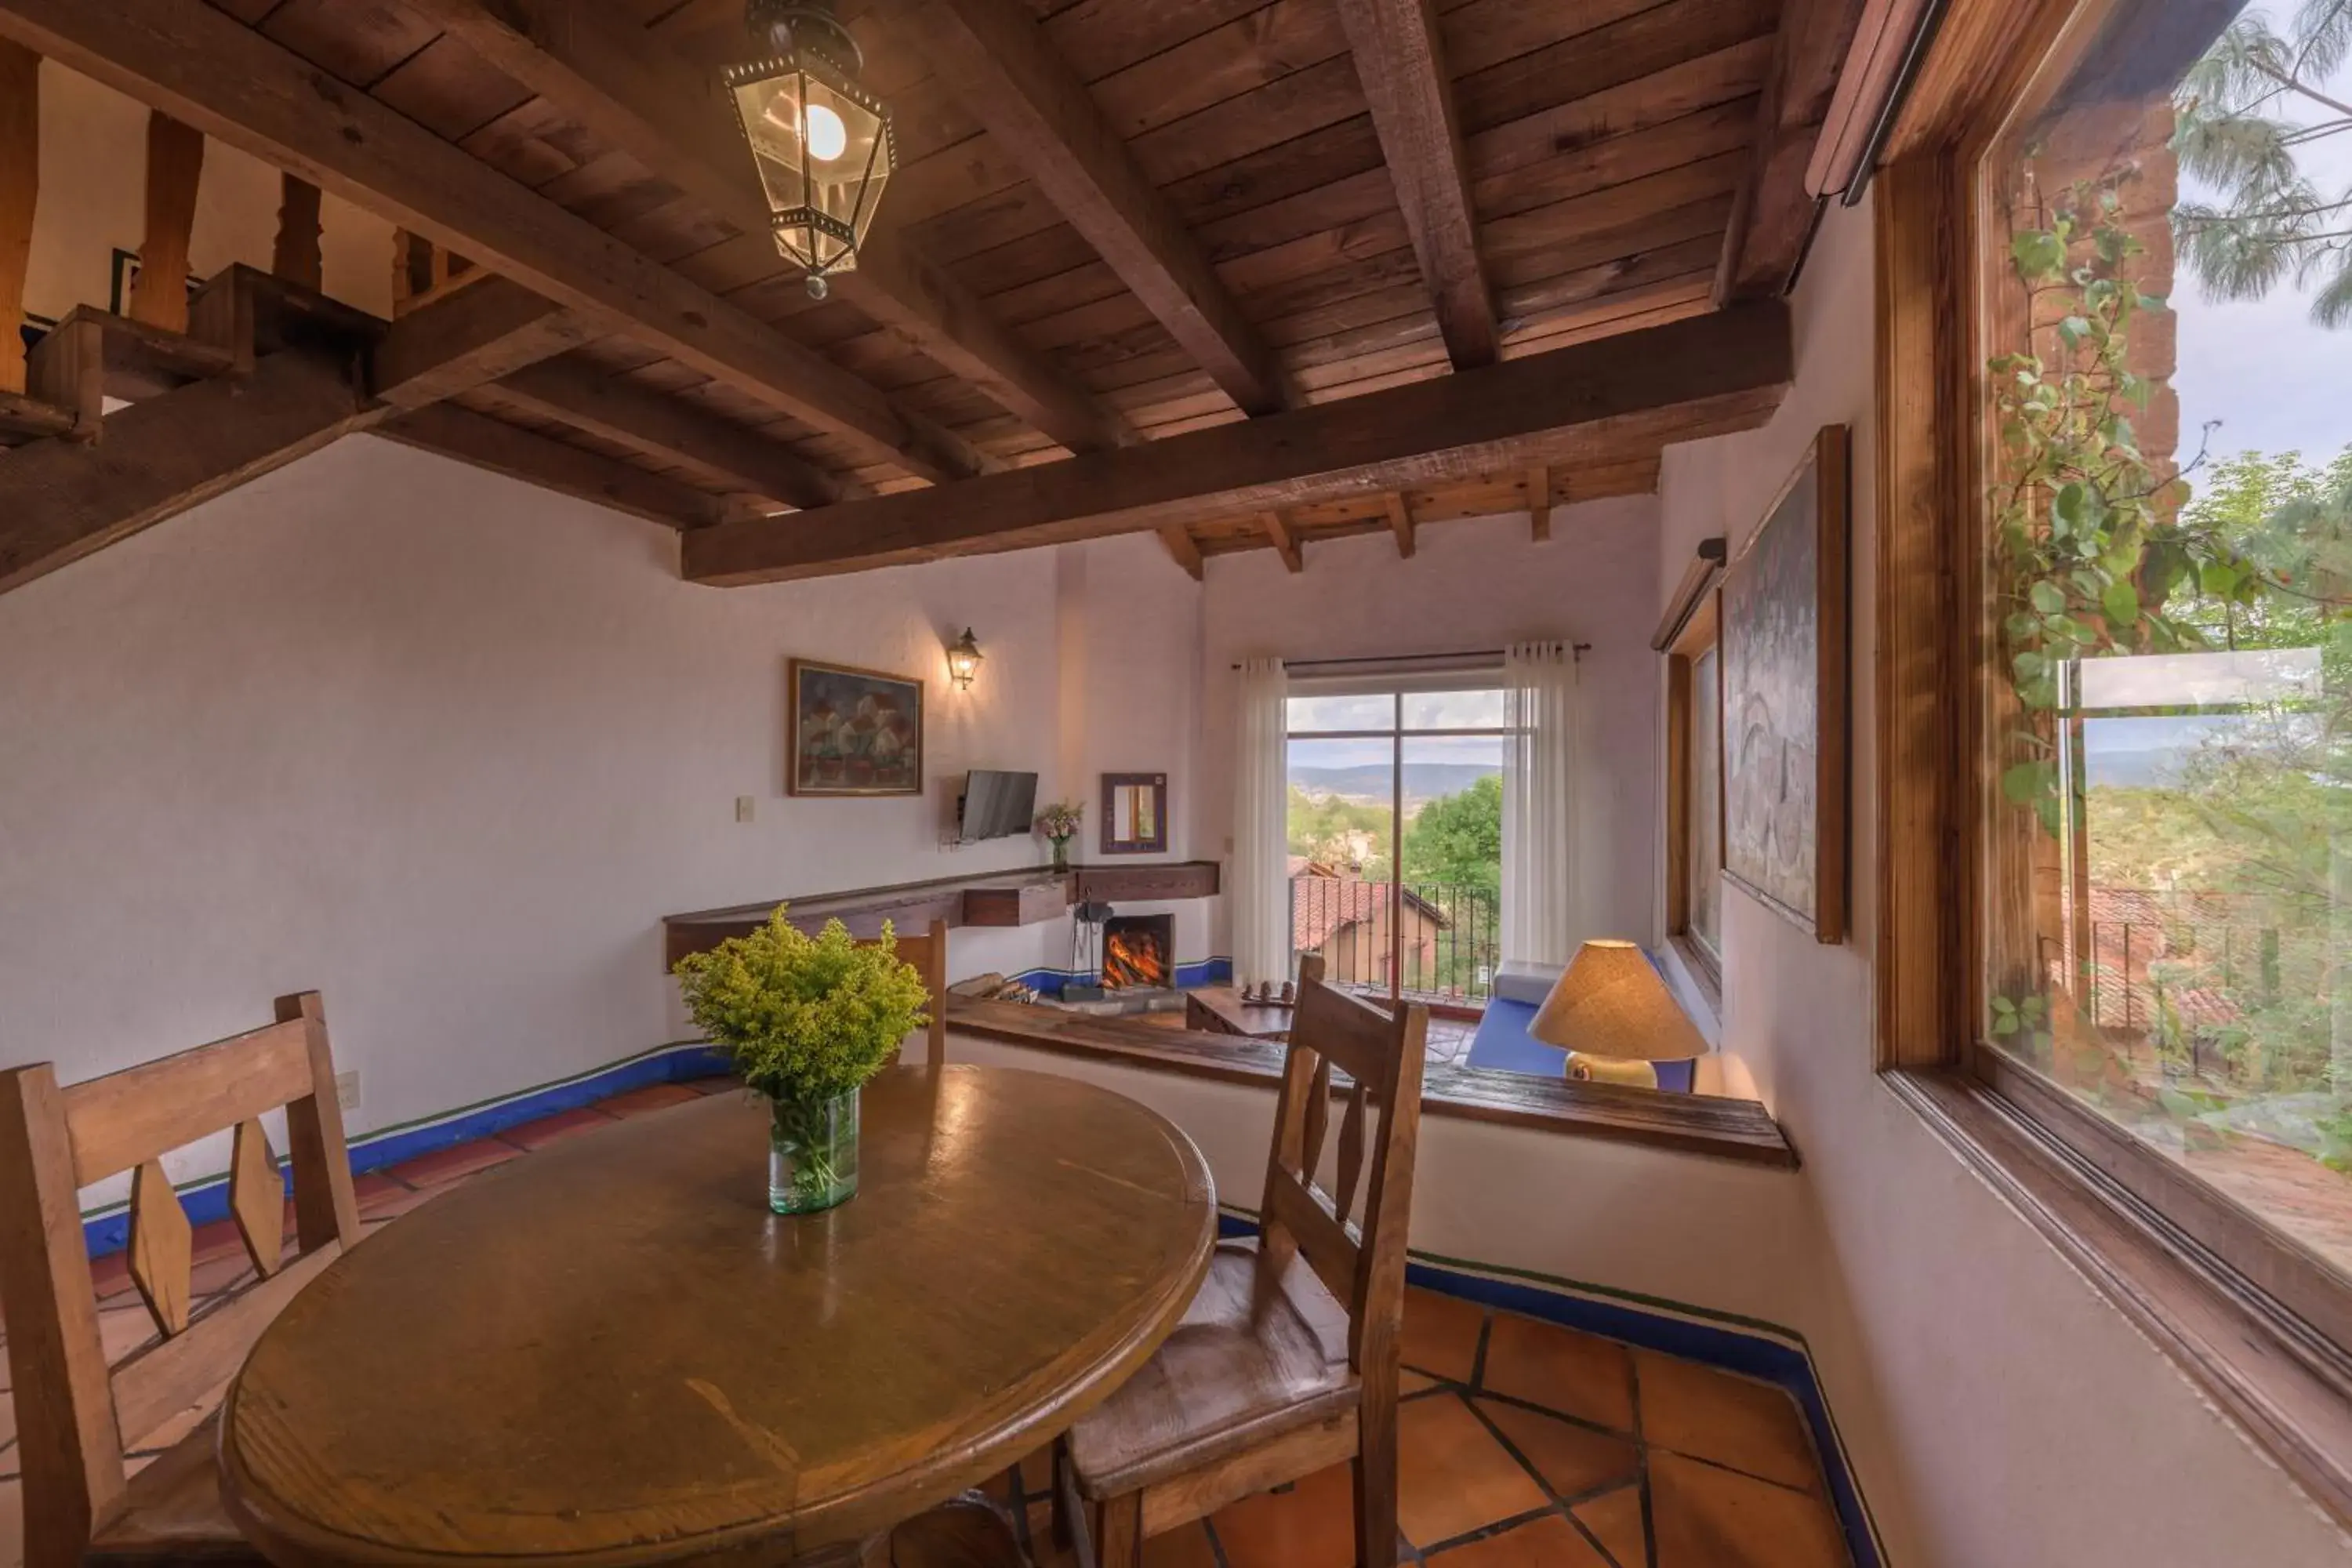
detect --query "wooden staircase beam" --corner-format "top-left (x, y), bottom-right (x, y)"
top-left (377, 404), bottom-right (728, 532)
top-left (0, 0), bottom-right (984, 485)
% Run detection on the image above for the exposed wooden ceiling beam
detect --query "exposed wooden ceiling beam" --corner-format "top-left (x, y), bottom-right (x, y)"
top-left (0, 0), bottom-right (989, 484)
top-left (873, 0), bottom-right (1292, 417)
top-left (378, 405), bottom-right (728, 532)
top-left (1716, 0), bottom-right (1870, 301)
top-left (1334, 0), bottom-right (1498, 368)
top-left (1157, 525), bottom-right (1203, 581)
top-left (684, 304), bottom-right (1792, 586)
top-left (398, 0), bottom-right (1131, 457)
top-left (1527, 463), bottom-right (1552, 540)
top-left (1384, 492), bottom-right (1415, 558)
top-left (491, 357), bottom-right (851, 513)
top-left (1261, 510), bottom-right (1304, 573)
top-left (369, 276), bottom-right (599, 411)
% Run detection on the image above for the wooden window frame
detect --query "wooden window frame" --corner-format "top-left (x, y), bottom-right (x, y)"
top-left (1664, 590), bottom-right (1725, 1004)
top-left (1874, 0), bottom-right (2352, 1524)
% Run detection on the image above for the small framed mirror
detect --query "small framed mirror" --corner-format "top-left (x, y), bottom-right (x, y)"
top-left (1100, 773), bottom-right (1168, 855)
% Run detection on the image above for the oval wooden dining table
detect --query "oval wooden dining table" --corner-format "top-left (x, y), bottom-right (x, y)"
top-left (217, 1064), bottom-right (1217, 1568)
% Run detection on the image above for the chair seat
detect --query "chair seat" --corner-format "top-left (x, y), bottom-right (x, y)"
top-left (85, 1410), bottom-right (266, 1566)
top-left (1069, 1239), bottom-right (1361, 1499)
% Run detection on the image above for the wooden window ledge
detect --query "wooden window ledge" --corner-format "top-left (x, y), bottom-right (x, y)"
top-left (946, 999), bottom-right (1798, 1169)
top-left (1885, 1068), bottom-right (2352, 1522)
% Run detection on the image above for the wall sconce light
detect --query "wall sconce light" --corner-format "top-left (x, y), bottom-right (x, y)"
top-left (946, 627), bottom-right (984, 691)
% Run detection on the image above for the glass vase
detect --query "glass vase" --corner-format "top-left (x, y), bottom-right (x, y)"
top-left (1051, 837), bottom-right (1071, 873)
top-left (767, 1087), bottom-right (859, 1214)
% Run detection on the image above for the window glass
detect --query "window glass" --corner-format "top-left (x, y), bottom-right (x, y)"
top-left (1285, 692), bottom-right (1394, 732)
top-left (1979, 0), bottom-right (2352, 1276)
top-left (1403, 688), bottom-right (1509, 730)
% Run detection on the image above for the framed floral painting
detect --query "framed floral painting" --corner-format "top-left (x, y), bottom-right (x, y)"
top-left (787, 659), bottom-right (924, 797)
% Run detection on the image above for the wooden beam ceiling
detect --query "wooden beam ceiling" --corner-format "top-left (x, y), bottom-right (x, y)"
top-left (1716, 0), bottom-right (1870, 300)
top-left (1261, 510), bottom-right (1304, 573)
top-left (379, 405), bottom-right (729, 532)
top-left (1156, 524), bottom-right (1203, 582)
top-left (873, 0), bottom-right (1294, 418)
top-left (1526, 462), bottom-right (1552, 540)
top-left (684, 303), bottom-right (1791, 585)
top-left (397, 0), bottom-right (1131, 458)
top-left (369, 276), bottom-right (597, 412)
top-left (1385, 492), bottom-right (1415, 558)
top-left (1334, 0), bottom-right (1497, 368)
top-left (489, 357), bottom-right (851, 513)
top-left (0, 0), bottom-right (991, 485)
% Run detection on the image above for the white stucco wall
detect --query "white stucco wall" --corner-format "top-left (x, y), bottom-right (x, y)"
top-left (1657, 189), bottom-right (2352, 1566)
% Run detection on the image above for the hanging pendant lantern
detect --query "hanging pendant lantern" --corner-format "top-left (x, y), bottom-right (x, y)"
top-left (724, 0), bottom-right (895, 299)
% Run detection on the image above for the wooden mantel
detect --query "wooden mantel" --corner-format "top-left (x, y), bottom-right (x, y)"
top-left (662, 861), bottom-right (1220, 971)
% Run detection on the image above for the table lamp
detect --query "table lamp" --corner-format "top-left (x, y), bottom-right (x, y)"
top-left (1527, 939), bottom-right (1710, 1089)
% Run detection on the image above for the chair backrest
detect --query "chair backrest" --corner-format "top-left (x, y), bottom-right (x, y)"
top-left (0, 991), bottom-right (361, 1567)
top-left (866, 917), bottom-right (949, 1064)
top-left (1256, 955), bottom-right (1428, 1374)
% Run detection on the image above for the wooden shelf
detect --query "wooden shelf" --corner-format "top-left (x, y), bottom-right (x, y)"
top-left (1072, 862), bottom-right (1220, 903)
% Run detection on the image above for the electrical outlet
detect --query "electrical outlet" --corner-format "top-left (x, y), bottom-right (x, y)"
top-left (335, 1069), bottom-right (361, 1113)
top-left (735, 795), bottom-right (755, 822)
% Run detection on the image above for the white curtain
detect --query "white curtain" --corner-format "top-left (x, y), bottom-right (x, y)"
top-left (1501, 641), bottom-right (1582, 965)
top-left (1231, 657), bottom-right (1292, 989)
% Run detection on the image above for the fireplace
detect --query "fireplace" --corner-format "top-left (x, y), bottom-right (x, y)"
top-left (1102, 914), bottom-right (1174, 989)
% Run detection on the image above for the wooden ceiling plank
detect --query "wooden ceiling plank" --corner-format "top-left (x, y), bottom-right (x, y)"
top-left (1715, 0), bottom-right (1868, 302)
top-left (493, 354), bottom-right (852, 510)
top-left (1385, 491), bottom-right (1414, 557)
top-left (1261, 508), bottom-right (1304, 572)
top-left (683, 302), bottom-right (1792, 584)
top-left (0, 38), bottom-right (34, 396)
top-left (1333, 0), bottom-right (1496, 368)
top-left (0, 0), bottom-right (985, 485)
top-left (379, 402), bottom-right (728, 529)
top-left (1526, 461), bottom-right (1550, 540)
top-left (873, 0), bottom-right (1292, 416)
top-left (1157, 524), bottom-right (1204, 580)
top-left (398, 0), bottom-right (1131, 456)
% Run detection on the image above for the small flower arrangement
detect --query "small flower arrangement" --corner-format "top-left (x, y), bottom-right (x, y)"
top-left (1036, 799), bottom-right (1084, 869)
top-left (672, 906), bottom-right (930, 1211)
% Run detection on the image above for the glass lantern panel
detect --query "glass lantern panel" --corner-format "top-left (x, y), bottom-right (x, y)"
top-left (799, 77), bottom-right (891, 245)
top-left (731, 71), bottom-right (816, 216)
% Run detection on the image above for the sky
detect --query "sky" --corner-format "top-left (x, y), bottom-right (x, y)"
top-left (2169, 2), bottom-right (2352, 467)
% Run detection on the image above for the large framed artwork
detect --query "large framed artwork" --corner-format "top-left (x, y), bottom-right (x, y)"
top-left (1721, 426), bottom-right (1849, 944)
top-left (786, 659), bottom-right (925, 797)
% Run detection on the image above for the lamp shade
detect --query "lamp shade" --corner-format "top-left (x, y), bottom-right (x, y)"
top-left (724, 38), bottom-right (894, 292)
top-left (1527, 940), bottom-right (1709, 1062)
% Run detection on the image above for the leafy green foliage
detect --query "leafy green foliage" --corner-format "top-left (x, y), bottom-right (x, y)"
top-left (1287, 784), bottom-right (1392, 876)
top-left (2172, 2), bottom-right (2352, 327)
top-left (672, 908), bottom-right (930, 1104)
top-left (1399, 775), bottom-right (1502, 894)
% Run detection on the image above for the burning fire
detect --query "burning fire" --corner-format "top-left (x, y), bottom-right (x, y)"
top-left (1104, 929), bottom-right (1170, 989)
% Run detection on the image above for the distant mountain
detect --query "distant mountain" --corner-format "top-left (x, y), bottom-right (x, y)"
top-left (1290, 762), bottom-right (1500, 801)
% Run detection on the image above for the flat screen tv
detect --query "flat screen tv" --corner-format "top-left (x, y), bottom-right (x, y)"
top-left (959, 770), bottom-right (1038, 842)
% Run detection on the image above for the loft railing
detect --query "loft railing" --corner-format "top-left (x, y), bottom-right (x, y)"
top-left (1287, 875), bottom-right (1500, 1007)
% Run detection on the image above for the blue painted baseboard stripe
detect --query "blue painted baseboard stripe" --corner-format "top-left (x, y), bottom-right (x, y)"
top-left (1212, 1207), bottom-right (1885, 1568)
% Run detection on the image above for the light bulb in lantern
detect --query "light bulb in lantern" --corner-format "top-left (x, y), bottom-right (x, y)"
top-left (804, 102), bottom-right (848, 162)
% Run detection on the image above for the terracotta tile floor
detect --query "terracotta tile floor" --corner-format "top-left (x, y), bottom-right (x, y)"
top-left (0, 1073), bottom-right (1851, 1568)
top-left (987, 1282), bottom-right (1851, 1568)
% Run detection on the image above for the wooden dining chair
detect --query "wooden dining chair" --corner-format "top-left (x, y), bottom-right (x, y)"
top-left (1053, 956), bottom-right (1429, 1568)
top-left (0, 991), bottom-right (363, 1568)
top-left (869, 916), bottom-right (950, 1065)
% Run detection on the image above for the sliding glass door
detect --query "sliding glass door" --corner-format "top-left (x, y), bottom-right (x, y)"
top-left (1284, 680), bottom-right (1509, 1007)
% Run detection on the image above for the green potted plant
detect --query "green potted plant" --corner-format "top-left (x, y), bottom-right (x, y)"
top-left (672, 907), bottom-right (931, 1214)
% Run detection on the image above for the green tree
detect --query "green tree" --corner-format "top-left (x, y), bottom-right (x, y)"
top-left (1399, 775), bottom-right (1502, 894)
top-left (1286, 785), bottom-right (1391, 875)
top-left (2174, 0), bottom-right (2352, 326)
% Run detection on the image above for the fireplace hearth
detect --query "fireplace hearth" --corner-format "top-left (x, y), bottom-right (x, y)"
top-left (1102, 914), bottom-right (1174, 989)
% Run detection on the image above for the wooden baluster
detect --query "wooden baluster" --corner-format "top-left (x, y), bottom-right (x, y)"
top-left (0, 41), bottom-right (36, 396)
top-left (129, 111), bottom-right (203, 332)
top-left (271, 172), bottom-right (322, 292)
top-left (228, 1117), bottom-right (285, 1277)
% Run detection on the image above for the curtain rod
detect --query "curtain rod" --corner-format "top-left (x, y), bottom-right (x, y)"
top-left (1229, 644), bottom-right (1588, 671)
